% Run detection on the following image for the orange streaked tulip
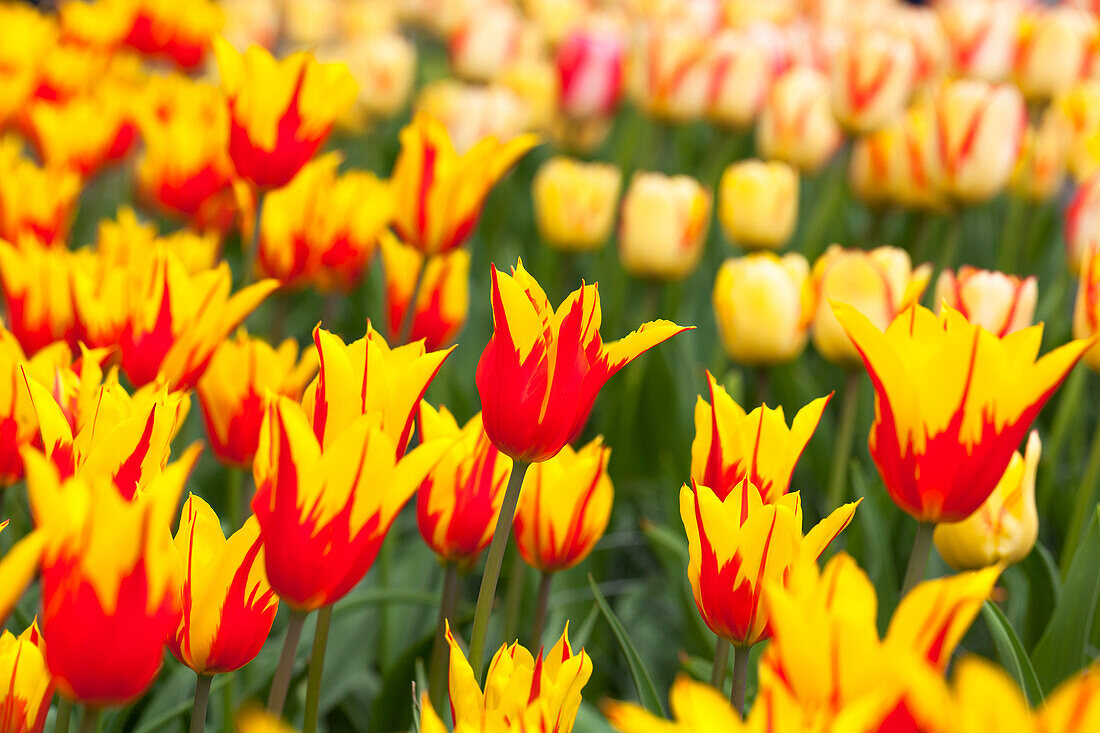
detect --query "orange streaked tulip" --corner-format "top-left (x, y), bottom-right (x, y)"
top-left (1011, 111), bottom-right (1071, 202)
top-left (1074, 245), bottom-right (1100, 373)
top-left (717, 159), bottom-right (798, 251)
top-left (380, 234), bottom-right (470, 351)
top-left (416, 403), bottom-right (512, 566)
top-left (692, 371), bottom-right (829, 503)
top-left (831, 27), bottom-right (917, 132)
top-left (628, 22), bottom-right (709, 123)
top-left (476, 261), bottom-right (689, 463)
top-left (0, 622), bottom-right (53, 733)
top-left (934, 431), bottom-right (1040, 571)
top-left (197, 331), bottom-right (317, 469)
top-left (1066, 173), bottom-right (1100, 275)
top-left (618, 171), bottom-right (711, 281)
top-left (513, 437), bottom-right (612, 573)
top-left (939, 0), bottom-right (1022, 82)
top-left (680, 482), bottom-right (859, 647)
top-left (448, 2), bottom-right (537, 84)
top-left (532, 156), bottom-right (622, 252)
top-left (811, 245), bottom-right (932, 367)
top-left (26, 446), bottom-right (198, 705)
top-left (706, 25), bottom-right (786, 130)
top-left (415, 81), bottom-right (530, 159)
top-left (0, 137), bottom-right (81, 248)
top-left (213, 37), bottom-right (357, 190)
top-left (302, 324), bottom-right (453, 459)
top-left (251, 397), bottom-right (450, 610)
top-left (170, 494), bottom-right (277, 675)
top-left (1013, 5), bottom-right (1096, 101)
top-left (756, 66), bottom-right (843, 173)
top-left (934, 266), bottom-right (1037, 337)
top-left (0, 240), bottom-right (77, 355)
top-left (446, 622), bottom-right (591, 733)
top-left (335, 32), bottom-right (417, 123)
top-left (834, 302), bottom-right (1091, 522)
top-left (390, 110), bottom-right (538, 255)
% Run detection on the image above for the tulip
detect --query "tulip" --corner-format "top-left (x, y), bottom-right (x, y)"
top-left (1011, 110), bottom-right (1071, 202)
top-left (756, 66), bottom-right (842, 172)
top-left (706, 26), bottom-right (784, 129)
top-left (499, 58), bottom-right (558, 133)
top-left (258, 154), bottom-right (393, 290)
top-left (26, 93), bottom-right (134, 177)
top-left (122, 0), bottom-right (223, 70)
top-left (1075, 245), bottom-right (1100, 375)
top-left (0, 519), bottom-right (47, 627)
top-left (303, 324), bottom-right (453, 458)
top-left (605, 675), bottom-right (760, 733)
top-left (717, 159), bottom-right (798, 250)
top-left (390, 110), bottom-right (538, 255)
top-left (532, 156), bottom-right (622, 252)
top-left (681, 481), bottom-right (859, 649)
top-left (1014, 6), bottom-right (1096, 101)
top-left (934, 78), bottom-right (1027, 203)
top-left (938, 0), bottom-right (1022, 82)
top-left (113, 250), bottom-right (277, 390)
top-left (27, 446), bottom-right (198, 706)
top-left (335, 32), bottom-right (417, 122)
top-left (618, 171), bottom-right (711, 280)
top-left (887, 102), bottom-right (947, 211)
top-left (1053, 80), bottom-right (1100, 183)
top-left (252, 396), bottom-right (449, 611)
top-left (556, 26), bottom-right (626, 119)
top-left (692, 371), bottom-right (829, 503)
top-left (213, 37), bottom-right (357, 190)
top-left (811, 245), bottom-right (932, 367)
top-left (0, 137), bottom-right (80, 247)
top-left (629, 23), bottom-right (709, 123)
top-left (934, 267), bottom-right (1037, 337)
top-left (170, 494), bottom-right (278, 675)
top-left (448, 3), bottom-right (537, 83)
top-left (416, 81), bottom-right (531, 158)
top-left (0, 622), bottom-right (53, 733)
top-left (380, 234), bottom-right (470, 351)
top-left (446, 622), bottom-right (591, 733)
top-left (1066, 174), bottom-right (1100, 274)
top-left (477, 260), bottom-right (689, 463)
top-left (197, 331), bottom-right (317, 469)
top-left (934, 431), bottom-right (1040, 570)
top-left (831, 28), bottom-right (916, 132)
top-left (881, 6), bottom-right (948, 89)
top-left (713, 252), bottom-right (813, 366)
top-left (0, 240), bottom-right (77, 355)
top-left (834, 302), bottom-right (1089, 526)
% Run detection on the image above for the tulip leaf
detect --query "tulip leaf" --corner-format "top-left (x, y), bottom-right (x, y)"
top-left (1020, 543), bottom-right (1061, 651)
top-left (587, 573), bottom-right (667, 717)
top-left (981, 601), bottom-right (1044, 705)
top-left (1030, 506), bottom-right (1100, 693)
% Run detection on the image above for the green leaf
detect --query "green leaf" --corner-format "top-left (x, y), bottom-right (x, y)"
top-left (587, 574), bottom-right (666, 717)
top-left (1020, 544), bottom-right (1061, 651)
top-left (981, 601), bottom-right (1044, 705)
top-left (1031, 506), bottom-right (1100, 693)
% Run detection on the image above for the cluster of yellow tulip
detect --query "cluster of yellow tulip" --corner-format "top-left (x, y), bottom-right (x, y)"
top-left (1, 0), bottom-right (1100, 731)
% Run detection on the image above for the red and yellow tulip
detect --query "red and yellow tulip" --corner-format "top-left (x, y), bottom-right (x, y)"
top-left (0, 137), bottom-right (81, 248)
top-left (380, 233), bottom-right (470, 350)
top-left (934, 266), bottom-right (1037, 338)
top-left (0, 240), bottom-right (78, 356)
top-left (0, 622), bottom-right (53, 733)
top-left (476, 261), bottom-right (689, 463)
top-left (1074, 245), bottom-right (1100, 372)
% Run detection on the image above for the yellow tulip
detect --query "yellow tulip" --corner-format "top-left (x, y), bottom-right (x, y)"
top-left (618, 171), bottom-right (711, 280)
top-left (532, 156), bottom-right (622, 251)
top-left (717, 159), bottom-right (798, 250)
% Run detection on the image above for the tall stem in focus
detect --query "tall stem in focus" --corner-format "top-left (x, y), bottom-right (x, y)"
top-left (190, 674), bottom-right (212, 733)
top-left (267, 609), bottom-right (307, 715)
top-left (826, 371), bottom-right (860, 510)
top-left (303, 605), bottom-right (333, 733)
top-left (730, 646), bottom-right (750, 717)
top-left (468, 461), bottom-right (528, 684)
top-left (427, 563), bottom-right (461, 712)
top-left (901, 522), bottom-right (935, 596)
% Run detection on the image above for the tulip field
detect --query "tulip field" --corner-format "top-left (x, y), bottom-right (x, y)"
top-left (6, 0), bottom-right (1100, 731)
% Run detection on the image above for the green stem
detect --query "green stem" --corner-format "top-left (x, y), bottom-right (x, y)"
top-left (226, 468), bottom-right (243, 531)
top-left (428, 563), bottom-right (461, 713)
top-left (397, 255), bottom-right (429, 345)
top-left (501, 549), bottom-right (526, 646)
top-left (1039, 365), bottom-right (1086, 519)
top-left (1061, 408), bottom-right (1100, 576)
top-left (55, 699), bottom-right (72, 733)
top-left (267, 609), bottom-right (307, 715)
top-left (710, 639), bottom-right (730, 689)
top-left (826, 371), bottom-right (860, 510)
top-left (468, 461), bottom-right (528, 684)
top-left (530, 571), bottom-right (553, 648)
top-left (901, 522), bottom-right (935, 596)
top-left (221, 673), bottom-right (235, 733)
top-left (243, 190), bottom-right (265, 289)
top-left (190, 674), bottom-right (212, 733)
top-left (303, 605), bottom-right (333, 733)
top-left (730, 646), bottom-right (750, 717)
top-left (77, 708), bottom-right (99, 733)
top-left (998, 195), bottom-right (1025, 273)
top-left (752, 367), bottom-right (770, 408)
top-left (936, 211), bottom-right (964, 278)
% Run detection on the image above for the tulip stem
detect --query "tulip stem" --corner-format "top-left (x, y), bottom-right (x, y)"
top-left (78, 708), bottom-right (99, 733)
top-left (901, 522), bottom-right (935, 596)
top-left (243, 190), bottom-right (265, 289)
top-left (397, 255), bottom-right (429, 345)
top-left (55, 699), bottom-right (72, 733)
top-left (303, 605), bottom-right (333, 733)
top-left (730, 646), bottom-right (750, 717)
top-left (826, 371), bottom-right (860, 510)
top-left (468, 461), bottom-right (527, 684)
top-left (710, 639), bottom-right (730, 688)
top-left (267, 608), bottom-right (307, 715)
top-left (531, 571), bottom-right (553, 648)
top-left (1060, 408), bottom-right (1100, 576)
top-left (428, 563), bottom-right (461, 713)
top-left (190, 674), bottom-right (212, 733)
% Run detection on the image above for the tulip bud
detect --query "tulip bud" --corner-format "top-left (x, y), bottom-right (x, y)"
top-left (618, 171), bottom-right (710, 280)
top-left (756, 66), bottom-right (843, 172)
top-left (934, 432), bottom-right (1040, 570)
top-left (0, 623), bottom-right (53, 733)
top-left (811, 245), bottom-right (932, 366)
top-left (533, 156), bottom-right (622, 251)
top-left (706, 26), bottom-right (785, 129)
top-left (880, 6), bottom-right (948, 89)
top-left (938, 0), bottom-right (1023, 82)
top-left (197, 331), bottom-right (318, 469)
top-left (1074, 244), bottom-right (1100, 372)
top-left (934, 267), bottom-right (1037, 337)
top-left (330, 32), bottom-right (417, 123)
top-left (629, 22), bottom-right (710, 123)
top-left (557, 26), bottom-right (626, 119)
top-left (1011, 110), bottom-right (1070, 202)
top-left (934, 78), bottom-right (1027, 203)
top-left (713, 253), bottom-right (813, 366)
top-left (514, 437), bottom-right (613, 572)
top-left (0, 137), bottom-right (80, 248)
top-left (416, 404), bottom-right (512, 566)
top-left (170, 495), bottom-right (278, 675)
top-left (717, 159), bottom-right (798, 250)
top-left (831, 28), bottom-right (917, 132)
top-left (380, 234), bottom-right (470, 351)
top-left (1014, 6), bottom-right (1096, 101)
top-left (1068, 174), bottom-right (1100, 275)
top-left (449, 4), bottom-right (539, 83)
